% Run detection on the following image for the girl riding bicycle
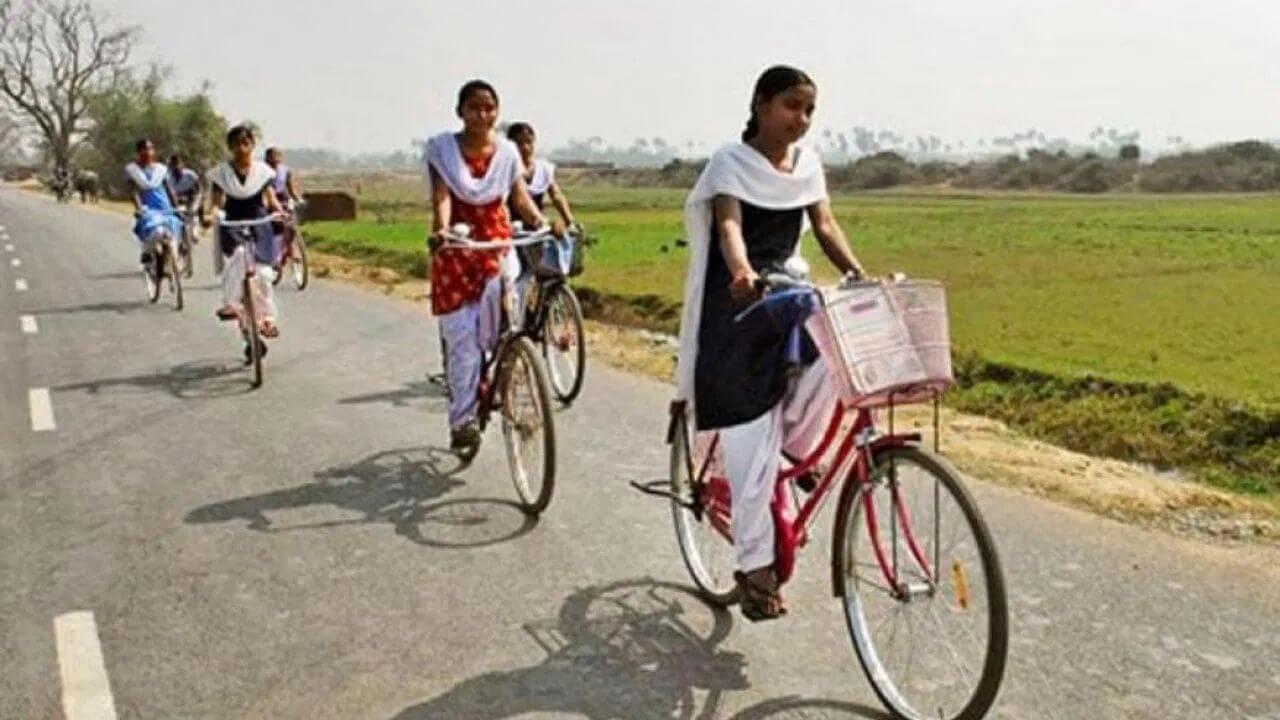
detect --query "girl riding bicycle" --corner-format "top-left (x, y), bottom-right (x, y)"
top-left (126, 138), bottom-right (185, 266)
top-left (425, 80), bottom-right (558, 455)
top-left (676, 65), bottom-right (868, 621)
top-left (201, 124), bottom-right (287, 343)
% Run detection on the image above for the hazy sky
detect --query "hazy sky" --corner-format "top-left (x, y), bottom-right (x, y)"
top-left (105, 0), bottom-right (1279, 154)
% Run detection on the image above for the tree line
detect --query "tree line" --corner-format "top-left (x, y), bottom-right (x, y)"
top-left (0, 0), bottom-right (230, 197)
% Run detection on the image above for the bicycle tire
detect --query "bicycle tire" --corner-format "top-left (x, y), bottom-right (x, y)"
top-left (499, 336), bottom-right (556, 515)
top-left (542, 283), bottom-right (587, 405)
top-left (670, 412), bottom-right (740, 606)
top-left (145, 249), bottom-right (162, 304)
top-left (169, 247), bottom-right (183, 311)
top-left (832, 445), bottom-right (1008, 720)
top-left (243, 276), bottom-right (263, 389)
top-left (292, 235), bottom-right (309, 290)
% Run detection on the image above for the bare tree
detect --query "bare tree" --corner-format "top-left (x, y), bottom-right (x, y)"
top-left (0, 0), bottom-right (137, 176)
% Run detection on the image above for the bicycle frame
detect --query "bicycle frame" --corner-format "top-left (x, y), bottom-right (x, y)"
top-left (682, 399), bottom-right (934, 597)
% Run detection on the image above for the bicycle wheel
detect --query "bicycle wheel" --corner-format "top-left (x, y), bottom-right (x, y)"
top-left (499, 336), bottom-right (556, 515)
top-left (834, 445), bottom-right (1008, 720)
top-left (243, 276), bottom-right (263, 388)
top-left (291, 234), bottom-right (309, 290)
top-left (181, 233), bottom-right (195, 278)
top-left (670, 412), bottom-right (740, 606)
top-left (144, 248), bottom-right (162, 304)
top-left (542, 283), bottom-right (586, 404)
top-left (168, 247), bottom-right (184, 311)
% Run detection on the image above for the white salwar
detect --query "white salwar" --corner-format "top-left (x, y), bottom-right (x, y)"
top-left (676, 141), bottom-right (838, 573)
top-left (423, 131), bottom-right (523, 428)
top-left (207, 161), bottom-right (279, 320)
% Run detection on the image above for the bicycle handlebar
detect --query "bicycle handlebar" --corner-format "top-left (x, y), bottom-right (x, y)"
top-left (436, 226), bottom-right (577, 251)
top-left (215, 212), bottom-right (287, 228)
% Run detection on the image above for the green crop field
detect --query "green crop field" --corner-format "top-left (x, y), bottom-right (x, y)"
top-left (304, 178), bottom-right (1280, 495)
top-left (309, 179), bottom-right (1280, 407)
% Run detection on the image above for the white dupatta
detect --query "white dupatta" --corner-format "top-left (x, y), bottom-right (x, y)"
top-left (423, 131), bottom-right (522, 206)
top-left (206, 161), bottom-right (276, 200)
top-left (527, 158), bottom-right (555, 196)
top-left (124, 162), bottom-right (169, 190)
top-left (675, 142), bottom-right (828, 417)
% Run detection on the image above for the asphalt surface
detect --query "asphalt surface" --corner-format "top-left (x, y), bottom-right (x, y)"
top-left (2, 186), bottom-right (1279, 720)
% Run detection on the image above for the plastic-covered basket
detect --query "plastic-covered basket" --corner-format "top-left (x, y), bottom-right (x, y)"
top-left (538, 234), bottom-right (578, 277)
top-left (805, 280), bottom-right (953, 408)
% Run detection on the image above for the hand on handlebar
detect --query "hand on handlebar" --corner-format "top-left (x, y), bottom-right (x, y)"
top-left (730, 269), bottom-right (761, 303)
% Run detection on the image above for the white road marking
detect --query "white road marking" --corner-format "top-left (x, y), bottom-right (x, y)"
top-left (10, 257), bottom-right (20, 267)
top-left (20, 315), bottom-right (37, 334)
top-left (15, 278), bottom-right (28, 291)
top-left (29, 388), bottom-right (55, 431)
top-left (54, 612), bottom-right (118, 720)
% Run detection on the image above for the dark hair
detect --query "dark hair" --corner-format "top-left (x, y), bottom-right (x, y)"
top-left (168, 153), bottom-right (183, 165)
top-left (506, 122), bottom-right (535, 142)
top-left (226, 124), bottom-right (255, 148)
top-left (264, 147), bottom-right (281, 160)
top-left (456, 79), bottom-right (499, 112)
top-left (135, 137), bottom-right (153, 153)
top-left (742, 65), bottom-right (816, 142)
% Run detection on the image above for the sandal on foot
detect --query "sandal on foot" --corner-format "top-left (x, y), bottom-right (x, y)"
top-left (259, 320), bottom-right (280, 338)
top-left (735, 568), bottom-right (788, 622)
top-left (215, 305), bottom-right (238, 321)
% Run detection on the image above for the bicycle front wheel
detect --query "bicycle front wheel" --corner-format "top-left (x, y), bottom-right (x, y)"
top-left (243, 276), bottom-right (263, 389)
top-left (291, 234), bottom-right (309, 290)
top-left (168, 248), bottom-right (183, 311)
top-left (499, 336), bottom-right (556, 515)
top-left (144, 250), bottom-right (162, 304)
top-left (542, 283), bottom-right (586, 404)
top-left (835, 445), bottom-right (1008, 720)
top-left (670, 412), bottom-right (740, 606)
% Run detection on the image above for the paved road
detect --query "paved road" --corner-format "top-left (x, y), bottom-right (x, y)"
top-left (2, 186), bottom-right (1279, 720)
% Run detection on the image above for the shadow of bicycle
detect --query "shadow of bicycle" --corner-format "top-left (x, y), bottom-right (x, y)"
top-left (391, 578), bottom-right (747, 720)
top-left (33, 299), bottom-right (153, 315)
top-left (337, 380), bottom-right (446, 407)
top-left (53, 358), bottom-right (253, 400)
top-left (185, 446), bottom-right (535, 548)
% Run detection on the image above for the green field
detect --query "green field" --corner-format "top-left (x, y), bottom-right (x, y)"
top-left (310, 182), bottom-right (1280, 406)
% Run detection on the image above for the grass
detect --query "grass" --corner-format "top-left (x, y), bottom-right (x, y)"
top-left (303, 176), bottom-right (1280, 495)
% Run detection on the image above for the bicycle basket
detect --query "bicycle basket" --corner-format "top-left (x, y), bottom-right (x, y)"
top-left (539, 234), bottom-right (577, 277)
top-left (805, 280), bottom-right (952, 408)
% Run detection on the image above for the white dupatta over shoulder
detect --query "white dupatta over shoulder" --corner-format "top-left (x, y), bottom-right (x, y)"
top-left (675, 141), bottom-right (828, 419)
top-left (206, 161), bottom-right (276, 200)
top-left (422, 131), bottom-right (522, 206)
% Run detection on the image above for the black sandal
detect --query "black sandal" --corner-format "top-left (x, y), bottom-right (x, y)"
top-left (735, 568), bottom-right (788, 622)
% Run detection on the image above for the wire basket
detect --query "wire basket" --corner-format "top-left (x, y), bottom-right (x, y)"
top-left (805, 279), bottom-right (953, 409)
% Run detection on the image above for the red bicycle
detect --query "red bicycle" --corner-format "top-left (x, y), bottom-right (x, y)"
top-left (646, 271), bottom-right (1008, 720)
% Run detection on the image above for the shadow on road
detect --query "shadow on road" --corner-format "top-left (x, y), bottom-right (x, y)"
top-left (53, 358), bottom-right (252, 400)
top-left (337, 380), bottom-right (446, 407)
top-left (728, 697), bottom-right (891, 719)
top-left (33, 299), bottom-right (153, 315)
top-left (391, 578), bottom-right (747, 720)
top-left (391, 578), bottom-right (890, 719)
top-left (185, 446), bottom-right (535, 548)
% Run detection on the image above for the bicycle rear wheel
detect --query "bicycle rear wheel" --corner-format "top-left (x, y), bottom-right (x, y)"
top-left (291, 234), bottom-right (309, 290)
top-left (834, 446), bottom-right (1008, 720)
top-left (500, 336), bottom-right (556, 514)
top-left (669, 412), bottom-right (740, 606)
top-left (542, 283), bottom-right (586, 404)
top-left (243, 276), bottom-right (263, 388)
